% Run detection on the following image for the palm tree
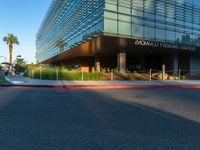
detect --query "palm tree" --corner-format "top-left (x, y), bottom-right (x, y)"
top-left (57, 40), bottom-right (65, 53)
top-left (3, 33), bottom-right (19, 65)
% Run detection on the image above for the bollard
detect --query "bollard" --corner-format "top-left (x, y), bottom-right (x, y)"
top-left (178, 69), bottom-right (181, 80)
top-left (81, 70), bottom-right (84, 81)
top-left (111, 70), bottom-right (113, 81)
top-left (40, 69), bottom-right (42, 80)
top-left (56, 70), bottom-right (59, 80)
top-left (149, 69), bottom-right (152, 81)
top-left (32, 70), bottom-right (34, 79)
top-left (162, 64), bottom-right (165, 81)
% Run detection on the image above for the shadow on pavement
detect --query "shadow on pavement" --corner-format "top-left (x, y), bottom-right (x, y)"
top-left (0, 87), bottom-right (199, 150)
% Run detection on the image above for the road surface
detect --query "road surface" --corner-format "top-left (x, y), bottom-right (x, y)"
top-left (0, 87), bottom-right (200, 150)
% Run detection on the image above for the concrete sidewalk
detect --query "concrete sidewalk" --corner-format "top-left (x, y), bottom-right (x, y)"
top-left (4, 75), bottom-right (200, 87)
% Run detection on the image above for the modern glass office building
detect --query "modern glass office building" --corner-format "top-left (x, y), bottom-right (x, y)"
top-left (36, 0), bottom-right (200, 73)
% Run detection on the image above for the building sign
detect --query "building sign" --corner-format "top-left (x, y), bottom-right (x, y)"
top-left (134, 40), bottom-right (196, 51)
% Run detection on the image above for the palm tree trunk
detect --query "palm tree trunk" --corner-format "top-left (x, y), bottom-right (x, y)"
top-left (9, 50), bottom-right (12, 64)
top-left (9, 45), bottom-right (12, 64)
top-left (9, 43), bottom-right (13, 71)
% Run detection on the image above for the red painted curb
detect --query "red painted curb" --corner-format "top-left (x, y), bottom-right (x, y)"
top-left (0, 85), bottom-right (200, 89)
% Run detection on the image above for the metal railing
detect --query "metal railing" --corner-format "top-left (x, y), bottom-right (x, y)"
top-left (25, 68), bottom-right (200, 81)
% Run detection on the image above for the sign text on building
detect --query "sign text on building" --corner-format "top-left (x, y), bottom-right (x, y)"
top-left (134, 40), bottom-right (196, 51)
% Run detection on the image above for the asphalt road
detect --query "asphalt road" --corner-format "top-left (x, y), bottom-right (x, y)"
top-left (0, 87), bottom-right (200, 150)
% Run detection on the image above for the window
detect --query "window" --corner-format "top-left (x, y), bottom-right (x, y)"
top-left (104, 19), bottom-right (117, 34)
top-left (156, 29), bottom-right (165, 41)
top-left (132, 24), bottom-right (144, 37)
top-left (193, 0), bottom-right (200, 7)
top-left (118, 14), bottom-right (131, 22)
top-left (105, 2), bottom-right (117, 11)
top-left (118, 5), bottom-right (130, 14)
top-left (132, 16), bottom-right (143, 25)
top-left (166, 30), bottom-right (175, 42)
top-left (132, 10), bottom-right (143, 17)
top-left (104, 11), bottom-right (117, 19)
top-left (118, 21), bottom-right (131, 36)
top-left (145, 26), bottom-right (155, 40)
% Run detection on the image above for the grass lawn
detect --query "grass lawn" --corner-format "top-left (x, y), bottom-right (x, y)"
top-left (0, 76), bottom-right (11, 85)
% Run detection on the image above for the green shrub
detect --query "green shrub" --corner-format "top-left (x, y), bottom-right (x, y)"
top-left (127, 71), bottom-right (131, 80)
top-left (100, 68), bottom-right (106, 73)
top-left (157, 72), bottom-right (168, 80)
top-left (114, 68), bottom-right (120, 75)
top-left (60, 70), bottom-right (82, 80)
top-left (181, 75), bottom-right (186, 80)
top-left (24, 66), bottom-right (103, 81)
top-left (88, 72), bottom-right (103, 80)
top-left (106, 68), bottom-right (110, 73)
top-left (91, 67), bottom-right (95, 73)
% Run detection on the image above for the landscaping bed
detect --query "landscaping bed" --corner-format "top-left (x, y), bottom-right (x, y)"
top-left (24, 68), bottom-right (104, 81)
top-left (24, 66), bottom-right (192, 81)
top-left (0, 76), bottom-right (11, 85)
top-left (24, 67), bottom-right (152, 81)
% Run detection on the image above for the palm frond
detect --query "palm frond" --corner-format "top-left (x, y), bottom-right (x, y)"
top-left (3, 33), bottom-right (20, 45)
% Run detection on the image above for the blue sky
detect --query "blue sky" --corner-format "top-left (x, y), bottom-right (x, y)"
top-left (0, 0), bottom-right (52, 63)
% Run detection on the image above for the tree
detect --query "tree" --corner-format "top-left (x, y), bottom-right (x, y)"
top-left (57, 40), bottom-right (65, 52)
top-left (3, 33), bottom-right (19, 65)
top-left (15, 58), bottom-right (26, 72)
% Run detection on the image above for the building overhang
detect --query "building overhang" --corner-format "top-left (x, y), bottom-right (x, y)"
top-left (39, 35), bottom-right (200, 64)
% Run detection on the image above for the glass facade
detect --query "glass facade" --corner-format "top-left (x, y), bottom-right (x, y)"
top-left (36, 0), bottom-right (104, 63)
top-left (36, 0), bottom-right (200, 63)
top-left (104, 0), bottom-right (200, 45)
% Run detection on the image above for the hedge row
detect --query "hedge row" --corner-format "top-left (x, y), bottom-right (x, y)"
top-left (24, 68), bottom-right (103, 80)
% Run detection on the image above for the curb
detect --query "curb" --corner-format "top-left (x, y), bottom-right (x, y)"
top-left (0, 85), bottom-right (200, 89)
